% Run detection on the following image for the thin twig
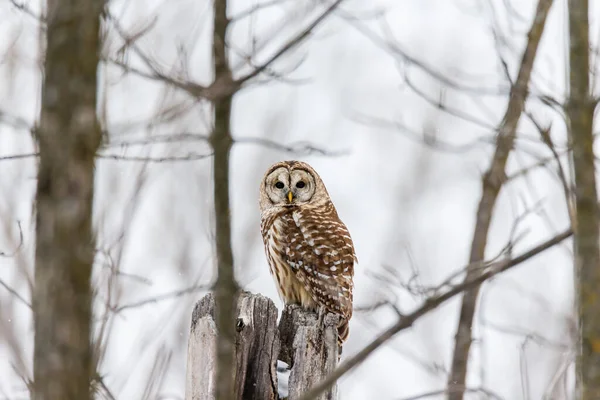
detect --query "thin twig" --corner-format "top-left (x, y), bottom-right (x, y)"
top-left (447, 2), bottom-right (554, 398)
top-left (396, 387), bottom-right (504, 400)
top-left (96, 152), bottom-right (213, 162)
top-left (0, 279), bottom-right (32, 309)
top-left (105, 13), bottom-right (211, 99)
top-left (110, 285), bottom-right (207, 313)
top-left (236, 137), bottom-right (349, 156)
top-left (7, 0), bottom-right (45, 24)
top-left (233, 0), bottom-right (346, 87)
top-left (0, 221), bottom-right (23, 257)
top-left (229, 0), bottom-right (292, 22)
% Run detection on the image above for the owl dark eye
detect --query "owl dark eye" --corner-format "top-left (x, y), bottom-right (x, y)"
top-left (296, 181), bottom-right (306, 189)
top-left (275, 181), bottom-right (285, 189)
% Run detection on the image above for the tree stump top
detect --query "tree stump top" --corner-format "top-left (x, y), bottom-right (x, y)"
top-left (186, 292), bottom-right (339, 400)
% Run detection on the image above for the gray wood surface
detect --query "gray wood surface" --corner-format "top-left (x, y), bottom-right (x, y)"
top-left (186, 294), bottom-right (217, 400)
top-left (233, 292), bottom-right (279, 399)
top-left (279, 305), bottom-right (339, 400)
top-left (186, 293), bottom-right (338, 400)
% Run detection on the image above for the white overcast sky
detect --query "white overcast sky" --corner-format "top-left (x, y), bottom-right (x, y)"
top-left (0, 0), bottom-right (598, 399)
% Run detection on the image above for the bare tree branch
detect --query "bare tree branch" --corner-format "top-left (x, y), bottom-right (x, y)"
top-left (447, 2), bottom-right (554, 398)
top-left (97, 152), bottom-right (213, 162)
top-left (110, 284), bottom-right (207, 314)
top-left (298, 228), bottom-right (572, 400)
top-left (0, 278), bottom-right (31, 309)
top-left (505, 151), bottom-right (569, 183)
top-left (0, 108), bottom-right (32, 131)
top-left (106, 0), bottom-right (347, 103)
top-left (0, 221), bottom-right (23, 257)
top-left (524, 111), bottom-right (575, 225)
top-left (351, 112), bottom-right (490, 154)
top-left (229, 0), bottom-right (292, 23)
top-left (395, 387), bottom-right (504, 400)
top-left (233, 0), bottom-right (345, 87)
top-left (105, 132), bottom-right (348, 156)
top-left (1, 137), bottom-right (345, 163)
top-left (6, 0), bottom-right (44, 24)
top-left (235, 137), bottom-right (349, 156)
top-left (337, 10), bottom-right (510, 97)
top-left (105, 12), bottom-right (212, 100)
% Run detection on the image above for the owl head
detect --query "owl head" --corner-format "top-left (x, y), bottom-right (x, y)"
top-left (259, 160), bottom-right (331, 212)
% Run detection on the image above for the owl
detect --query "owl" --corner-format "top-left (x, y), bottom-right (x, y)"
top-left (259, 160), bottom-right (357, 350)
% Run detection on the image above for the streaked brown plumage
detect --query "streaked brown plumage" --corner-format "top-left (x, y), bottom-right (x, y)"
top-left (259, 160), bottom-right (357, 351)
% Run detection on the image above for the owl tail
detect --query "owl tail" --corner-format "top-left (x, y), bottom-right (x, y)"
top-left (337, 318), bottom-right (349, 359)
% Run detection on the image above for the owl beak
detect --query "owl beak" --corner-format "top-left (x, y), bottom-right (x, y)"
top-left (287, 191), bottom-right (294, 203)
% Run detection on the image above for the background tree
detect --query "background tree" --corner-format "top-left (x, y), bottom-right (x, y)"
top-left (32, 1), bottom-right (104, 399)
top-left (567, 0), bottom-right (600, 398)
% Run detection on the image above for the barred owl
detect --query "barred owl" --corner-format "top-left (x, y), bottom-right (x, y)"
top-left (259, 160), bottom-right (357, 350)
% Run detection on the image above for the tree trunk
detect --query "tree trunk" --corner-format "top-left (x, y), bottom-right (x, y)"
top-left (567, 0), bottom-right (600, 398)
top-left (209, 1), bottom-right (240, 400)
top-left (32, 1), bottom-right (104, 399)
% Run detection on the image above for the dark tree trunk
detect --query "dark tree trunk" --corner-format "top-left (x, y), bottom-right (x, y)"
top-left (567, 0), bottom-right (600, 398)
top-left (32, 1), bottom-right (104, 399)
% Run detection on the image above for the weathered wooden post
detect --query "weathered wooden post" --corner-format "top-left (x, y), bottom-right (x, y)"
top-left (185, 291), bottom-right (338, 400)
top-left (279, 305), bottom-right (339, 400)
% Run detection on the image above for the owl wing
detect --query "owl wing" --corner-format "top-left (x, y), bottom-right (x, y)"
top-left (280, 203), bottom-right (356, 319)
